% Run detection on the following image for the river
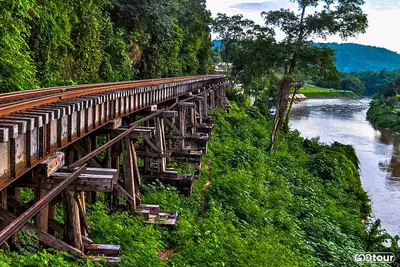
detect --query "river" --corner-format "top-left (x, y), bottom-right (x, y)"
top-left (290, 98), bottom-right (400, 236)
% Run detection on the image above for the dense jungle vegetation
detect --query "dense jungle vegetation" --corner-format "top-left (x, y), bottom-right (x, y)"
top-left (2, 104), bottom-right (399, 266)
top-left (0, 0), bottom-right (212, 93)
top-left (367, 77), bottom-right (400, 132)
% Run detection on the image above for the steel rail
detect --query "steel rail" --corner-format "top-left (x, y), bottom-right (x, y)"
top-left (0, 75), bottom-right (223, 117)
top-left (0, 75), bottom-right (201, 103)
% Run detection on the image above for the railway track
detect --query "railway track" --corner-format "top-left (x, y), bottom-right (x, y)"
top-left (0, 75), bottom-right (221, 116)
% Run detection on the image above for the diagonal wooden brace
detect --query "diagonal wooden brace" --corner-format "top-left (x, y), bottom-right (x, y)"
top-left (0, 164), bottom-right (87, 245)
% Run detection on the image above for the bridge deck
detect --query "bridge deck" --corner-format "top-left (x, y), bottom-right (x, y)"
top-left (0, 75), bottom-right (227, 260)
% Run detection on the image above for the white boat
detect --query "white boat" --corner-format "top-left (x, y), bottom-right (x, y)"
top-left (268, 108), bottom-right (276, 115)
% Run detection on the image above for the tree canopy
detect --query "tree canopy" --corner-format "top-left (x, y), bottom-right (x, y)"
top-left (213, 0), bottom-right (368, 150)
top-left (0, 0), bottom-right (213, 93)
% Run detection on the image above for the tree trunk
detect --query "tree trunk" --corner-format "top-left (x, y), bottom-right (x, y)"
top-left (283, 87), bottom-right (300, 133)
top-left (267, 76), bottom-right (294, 151)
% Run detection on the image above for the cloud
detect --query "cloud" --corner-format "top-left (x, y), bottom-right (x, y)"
top-left (230, 2), bottom-right (282, 11)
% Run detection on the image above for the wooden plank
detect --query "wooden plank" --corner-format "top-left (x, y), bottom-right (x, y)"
top-left (0, 119), bottom-right (27, 134)
top-left (38, 152), bottom-right (65, 177)
top-left (58, 166), bottom-right (118, 176)
top-left (136, 151), bottom-right (171, 158)
top-left (88, 256), bottom-right (121, 263)
top-left (85, 244), bottom-right (120, 257)
top-left (44, 172), bottom-right (115, 192)
top-left (0, 165), bottom-right (87, 245)
top-left (160, 111), bottom-right (178, 118)
top-left (0, 128), bottom-right (9, 143)
top-left (0, 123), bottom-right (18, 139)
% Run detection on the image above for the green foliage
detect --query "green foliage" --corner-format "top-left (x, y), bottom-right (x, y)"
top-left (0, 0), bottom-right (213, 92)
top-left (349, 69), bottom-right (400, 96)
top-left (0, 0), bottom-right (37, 92)
top-left (2, 104), bottom-right (394, 266)
top-left (299, 86), bottom-right (357, 98)
top-left (367, 77), bottom-right (400, 131)
top-left (87, 202), bottom-right (166, 266)
top-left (341, 74), bottom-right (365, 95)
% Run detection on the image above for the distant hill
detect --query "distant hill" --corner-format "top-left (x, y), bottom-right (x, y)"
top-left (213, 41), bottom-right (400, 72)
top-left (317, 43), bottom-right (400, 72)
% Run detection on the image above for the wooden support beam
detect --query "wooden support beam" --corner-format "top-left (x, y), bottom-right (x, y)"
top-left (160, 111), bottom-right (178, 118)
top-left (38, 152), bottom-right (65, 177)
top-left (75, 193), bottom-right (89, 235)
top-left (0, 164), bottom-right (87, 245)
top-left (0, 208), bottom-right (82, 257)
top-left (38, 172), bottom-right (116, 192)
top-left (114, 184), bottom-right (137, 209)
top-left (135, 151), bottom-right (171, 158)
top-left (71, 143), bottom-right (101, 168)
top-left (62, 190), bottom-right (82, 249)
top-left (69, 110), bottom-right (164, 169)
top-left (122, 139), bottom-right (139, 208)
top-left (164, 117), bottom-right (183, 136)
top-left (34, 188), bottom-right (49, 233)
top-left (144, 138), bottom-right (160, 153)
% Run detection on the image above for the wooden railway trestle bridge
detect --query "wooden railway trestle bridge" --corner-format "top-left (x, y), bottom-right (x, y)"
top-left (0, 75), bottom-right (227, 262)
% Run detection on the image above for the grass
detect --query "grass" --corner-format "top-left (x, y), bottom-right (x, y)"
top-left (298, 85), bottom-right (357, 98)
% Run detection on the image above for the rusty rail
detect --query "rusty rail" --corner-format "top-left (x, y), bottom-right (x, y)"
top-left (0, 75), bottom-right (222, 117)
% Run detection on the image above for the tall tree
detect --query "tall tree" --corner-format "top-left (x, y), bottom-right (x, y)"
top-left (263, 0), bottom-right (368, 150)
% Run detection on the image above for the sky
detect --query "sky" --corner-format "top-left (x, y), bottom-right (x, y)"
top-left (207, 0), bottom-right (400, 53)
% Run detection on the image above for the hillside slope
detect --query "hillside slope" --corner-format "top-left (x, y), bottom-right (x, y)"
top-left (318, 43), bottom-right (400, 72)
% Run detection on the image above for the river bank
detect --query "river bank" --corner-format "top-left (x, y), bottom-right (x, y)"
top-left (1, 102), bottom-right (388, 266)
top-left (367, 97), bottom-right (400, 132)
top-left (291, 98), bottom-right (400, 238)
top-left (299, 86), bottom-right (358, 99)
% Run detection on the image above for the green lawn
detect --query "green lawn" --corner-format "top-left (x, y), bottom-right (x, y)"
top-left (298, 86), bottom-right (357, 98)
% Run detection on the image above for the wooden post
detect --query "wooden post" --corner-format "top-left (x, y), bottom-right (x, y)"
top-left (34, 167), bottom-right (49, 233)
top-left (62, 190), bottom-right (82, 249)
top-left (203, 92), bottom-right (208, 117)
top-left (48, 203), bottom-right (56, 235)
top-left (154, 118), bottom-right (166, 172)
top-left (0, 189), bottom-right (7, 250)
top-left (87, 136), bottom-right (98, 204)
top-left (122, 139), bottom-right (139, 209)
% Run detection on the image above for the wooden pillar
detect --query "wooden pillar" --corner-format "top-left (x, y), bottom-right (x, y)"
top-left (86, 136), bottom-right (97, 204)
top-left (122, 139), bottom-right (140, 208)
top-left (48, 203), bottom-right (56, 235)
top-left (155, 118), bottom-right (166, 172)
top-left (190, 108), bottom-right (196, 134)
top-left (34, 172), bottom-right (49, 233)
top-left (62, 190), bottom-right (82, 249)
top-left (203, 92), bottom-right (208, 117)
top-left (107, 141), bottom-right (120, 208)
top-left (0, 189), bottom-right (7, 250)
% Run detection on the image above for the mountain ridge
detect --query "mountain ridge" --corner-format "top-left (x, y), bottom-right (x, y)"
top-left (213, 40), bottom-right (400, 72)
top-left (314, 42), bottom-right (400, 72)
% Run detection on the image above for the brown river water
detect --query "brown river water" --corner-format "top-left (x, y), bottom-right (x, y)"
top-left (290, 98), bottom-right (400, 236)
